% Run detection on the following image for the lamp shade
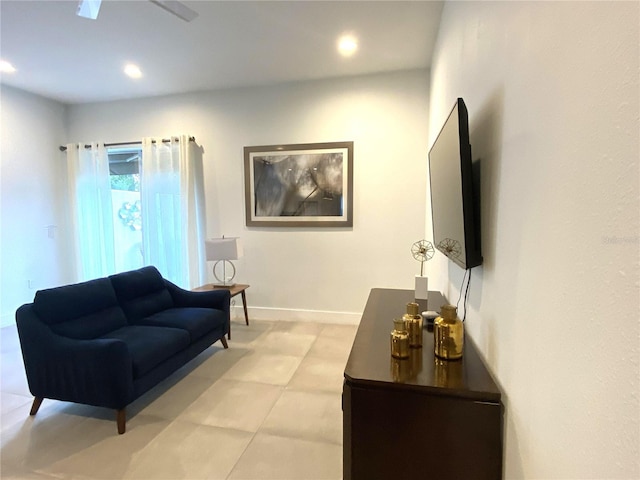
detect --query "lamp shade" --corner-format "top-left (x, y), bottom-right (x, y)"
top-left (205, 237), bottom-right (243, 261)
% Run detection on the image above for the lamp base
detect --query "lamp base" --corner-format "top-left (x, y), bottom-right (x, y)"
top-left (212, 260), bottom-right (237, 287)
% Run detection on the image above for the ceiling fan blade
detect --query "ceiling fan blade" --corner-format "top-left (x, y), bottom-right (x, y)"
top-left (76, 0), bottom-right (102, 20)
top-left (149, 1), bottom-right (198, 22)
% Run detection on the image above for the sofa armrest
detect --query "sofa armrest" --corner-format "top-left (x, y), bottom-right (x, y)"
top-left (164, 280), bottom-right (231, 313)
top-left (16, 304), bottom-right (134, 409)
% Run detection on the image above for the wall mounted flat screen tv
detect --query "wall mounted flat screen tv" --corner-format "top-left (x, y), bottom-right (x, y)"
top-left (428, 98), bottom-right (482, 269)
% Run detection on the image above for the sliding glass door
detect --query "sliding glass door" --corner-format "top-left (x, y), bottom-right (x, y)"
top-left (108, 146), bottom-right (143, 274)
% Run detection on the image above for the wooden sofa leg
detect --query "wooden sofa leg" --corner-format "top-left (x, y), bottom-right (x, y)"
top-left (30, 397), bottom-right (43, 416)
top-left (220, 336), bottom-right (229, 349)
top-left (116, 409), bottom-right (126, 434)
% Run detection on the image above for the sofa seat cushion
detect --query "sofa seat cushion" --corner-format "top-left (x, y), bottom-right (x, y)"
top-left (100, 325), bottom-right (190, 378)
top-left (137, 308), bottom-right (226, 342)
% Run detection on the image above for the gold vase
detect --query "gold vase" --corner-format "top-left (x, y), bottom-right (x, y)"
top-left (403, 302), bottom-right (423, 348)
top-left (390, 318), bottom-right (410, 359)
top-left (434, 304), bottom-right (464, 360)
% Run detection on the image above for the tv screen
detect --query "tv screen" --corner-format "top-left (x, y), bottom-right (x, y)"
top-left (428, 98), bottom-right (482, 269)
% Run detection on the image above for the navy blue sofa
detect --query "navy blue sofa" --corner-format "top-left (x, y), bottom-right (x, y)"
top-left (15, 266), bottom-right (230, 434)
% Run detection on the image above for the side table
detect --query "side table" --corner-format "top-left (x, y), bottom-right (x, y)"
top-left (192, 284), bottom-right (250, 339)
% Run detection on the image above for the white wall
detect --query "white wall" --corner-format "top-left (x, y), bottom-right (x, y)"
top-left (66, 70), bottom-right (431, 321)
top-left (0, 85), bottom-right (72, 327)
top-left (428, 2), bottom-right (639, 478)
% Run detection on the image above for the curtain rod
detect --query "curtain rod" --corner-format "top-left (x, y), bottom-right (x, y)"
top-left (58, 136), bottom-right (196, 152)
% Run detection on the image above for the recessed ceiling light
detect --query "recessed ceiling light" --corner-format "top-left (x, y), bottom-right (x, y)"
top-left (124, 63), bottom-right (142, 79)
top-left (0, 60), bottom-right (17, 74)
top-left (337, 34), bottom-right (358, 57)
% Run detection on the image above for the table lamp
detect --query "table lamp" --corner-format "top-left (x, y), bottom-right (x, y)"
top-left (205, 237), bottom-right (243, 287)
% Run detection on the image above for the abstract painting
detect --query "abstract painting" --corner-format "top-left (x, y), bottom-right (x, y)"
top-left (244, 142), bottom-right (353, 227)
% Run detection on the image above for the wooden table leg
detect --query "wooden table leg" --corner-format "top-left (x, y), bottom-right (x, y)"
top-left (241, 291), bottom-right (249, 325)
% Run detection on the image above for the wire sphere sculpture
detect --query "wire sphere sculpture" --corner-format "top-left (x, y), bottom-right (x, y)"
top-left (411, 239), bottom-right (435, 276)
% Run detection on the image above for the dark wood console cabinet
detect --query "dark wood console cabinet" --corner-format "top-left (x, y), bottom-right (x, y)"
top-left (343, 288), bottom-right (503, 480)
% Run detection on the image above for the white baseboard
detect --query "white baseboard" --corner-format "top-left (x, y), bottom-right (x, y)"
top-left (231, 305), bottom-right (360, 325)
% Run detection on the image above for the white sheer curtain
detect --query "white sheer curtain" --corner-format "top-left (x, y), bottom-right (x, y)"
top-left (66, 143), bottom-right (116, 281)
top-left (141, 135), bottom-right (207, 288)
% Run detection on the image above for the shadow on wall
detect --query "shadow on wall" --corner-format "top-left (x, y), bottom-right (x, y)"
top-left (470, 87), bottom-right (504, 274)
top-left (446, 88), bottom-right (505, 315)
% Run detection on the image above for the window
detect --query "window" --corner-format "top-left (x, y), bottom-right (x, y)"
top-left (108, 146), bottom-right (143, 273)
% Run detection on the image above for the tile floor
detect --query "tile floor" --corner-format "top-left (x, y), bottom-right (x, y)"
top-left (0, 318), bottom-right (358, 479)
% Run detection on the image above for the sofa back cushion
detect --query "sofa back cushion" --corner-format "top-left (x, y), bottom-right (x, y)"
top-left (109, 266), bottom-right (174, 323)
top-left (32, 278), bottom-right (128, 339)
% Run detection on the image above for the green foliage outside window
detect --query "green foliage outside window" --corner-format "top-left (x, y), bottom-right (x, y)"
top-left (110, 174), bottom-right (140, 192)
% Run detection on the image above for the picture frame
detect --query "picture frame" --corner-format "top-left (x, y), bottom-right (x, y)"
top-left (244, 141), bottom-right (353, 227)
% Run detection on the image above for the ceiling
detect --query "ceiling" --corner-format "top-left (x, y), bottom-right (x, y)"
top-left (0, 0), bottom-right (443, 105)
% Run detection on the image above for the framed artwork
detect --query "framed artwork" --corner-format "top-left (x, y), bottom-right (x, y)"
top-left (244, 141), bottom-right (353, 227)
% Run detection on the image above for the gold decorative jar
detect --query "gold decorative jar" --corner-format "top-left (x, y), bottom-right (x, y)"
top-left (403, 302), bottom-right (423, 348)
top-left (390, 318), bottom-right (410, 359)
top-left (434, 304), bottom-right (464, 360)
